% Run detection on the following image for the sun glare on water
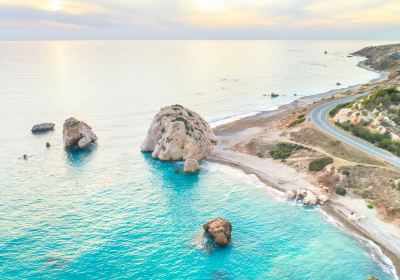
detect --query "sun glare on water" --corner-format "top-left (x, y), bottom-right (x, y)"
top-left (48, 0), bottom-right (63, 11)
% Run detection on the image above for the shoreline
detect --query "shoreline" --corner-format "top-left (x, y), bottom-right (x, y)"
top-left (209, 154), bottom-right (399, 278)
top-left (209, 56), bottom-right (400, 278)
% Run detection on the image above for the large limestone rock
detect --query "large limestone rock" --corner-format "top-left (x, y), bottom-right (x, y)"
top-left (63, 117), bottom-right (97, 150)
top-left (303, 190), bottom-right (318, 205)
top-left (184, 158), bottom-right (200, 173)
top-left (31, 123), bottom-right (55, 133)
top-left (141, 105), bottom-right (217, 161)
top-left (203, 218), bottom-right (232, 247)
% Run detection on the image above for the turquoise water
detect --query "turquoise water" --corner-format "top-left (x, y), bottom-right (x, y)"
top-left (0, 40), bottom-right (396, 279)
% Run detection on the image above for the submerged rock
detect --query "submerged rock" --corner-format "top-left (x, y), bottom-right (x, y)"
top-left (31, 123), bottom-right (55, 133)
top-left (63, 117), bottom-right (97, 150)
top-left (203, 218), bottom-right (232, 247)
top-left (184, 158), bottom-right (199, 173)
top-left (46, 142), bottom-right (51, 148)
top-left (141, 105), bottom-right (217, 161)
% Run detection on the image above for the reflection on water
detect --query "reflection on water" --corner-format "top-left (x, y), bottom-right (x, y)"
top-left (142, 152), bottom-right (200, 192)
top-left (65, 146), bottom-right (97, 166)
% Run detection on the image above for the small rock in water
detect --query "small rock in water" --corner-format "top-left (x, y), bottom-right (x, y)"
top-left (78, 136), bottom-right (92, 149)
top-left (63, 117), bottom-right (97, 150)
top-left (203, 218), bottom-right (232, 247)
top-left (23, 154), bottom-right (28, 160)
top-left (46, 142), bottom-right (51, 148)
top-left (174, 168), bottom-right (181, 174)
top-left (184, 158), bottom-right (200, 173)
top-left (271, 93), bottom-right (279, 98)
top-left (336, 82), bottom-right (342, 86)
top-left (324, 51), bottom-right (328, 54)
top-left (31, 123), bottom-right (55, 134)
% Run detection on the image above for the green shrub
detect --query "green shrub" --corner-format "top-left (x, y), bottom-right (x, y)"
top-left (367, 204), bottom-right (374, 209)
top-left (361, 88), bottom-right (400, 110)
top-left (309, 157), bottom-right (334, 171)
top-left (270, 143), bottom-right (304, 160)
top-left (329, 102), bottom-right (352, 117)
top-left (288, 117), bottom-right (305, 128)
top-left (335, 121), bottom-right (400, 157)
top-left (297, 114), bottom-right (305, 119)
top-left (335, 187), bottom-right (347, 196)
top-left (257, 152), bottom-right (265, 158)
top-left (342, 170), bottom-right (350, 176)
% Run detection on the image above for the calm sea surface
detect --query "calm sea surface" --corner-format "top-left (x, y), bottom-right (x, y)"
top-left (0, 40), bottom-right (396, 279)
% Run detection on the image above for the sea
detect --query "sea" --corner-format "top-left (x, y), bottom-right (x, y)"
top-left (0, 40), bottom-right (397, 279)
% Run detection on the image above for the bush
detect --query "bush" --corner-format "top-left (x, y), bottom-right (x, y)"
top-left (309, 157), bottom-right (334, 171)
top-left (257, 152), bottom-right (265, 158)
top-left (270, 143), bottom-right (303, 160)
top-left (336, 187), bottom-right (347, 196)
top-left (288, 117), bottom-right (305, 128)
top-left (297, 114), bottom-right (305, 119)
top-left (361, 88), bottom-right (400, 110)
top-left (329, 102), bottom-right (352, 117)
top-left (367, 204), bottom-right (374, 209)
top-left (335, 121), bottom-right (400, 157)
top-left (342, 170), bottom-right (350, 176)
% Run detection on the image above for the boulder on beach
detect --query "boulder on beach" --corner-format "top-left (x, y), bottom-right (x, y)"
top-left (184, 158), bottom-right (200, 173)
top-left (285, 190), bottom-right (296, 200)
top-left (203, 218), bottom-right (232, 247)
top-left (303, 190), bottom-right (318, 205)
top-left (63, 117), bottom-right (97, 150)
top-left (141, 105), bottom-right (217, 161)
top-left (31, 123), bottom-right (55, 133)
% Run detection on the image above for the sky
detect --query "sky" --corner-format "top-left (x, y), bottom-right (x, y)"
top-left (0, 0), bottom-right (399, 40)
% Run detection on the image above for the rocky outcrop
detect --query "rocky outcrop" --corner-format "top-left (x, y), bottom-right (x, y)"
top-left (203, 218), bottom-right (232, 247)
top-left (184, 158), bottom-right (199, 173)
top-left (63, 117), bottom-right (97, 150)
top-left (141, 105), bottom-right (217, 161)
top-left (285, 188), bottom-right (329, 206)
top-left (31, 123), bottom-right (55, 133)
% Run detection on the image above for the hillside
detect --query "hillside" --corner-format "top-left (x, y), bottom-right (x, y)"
top-left (353, 43), bottom-right (400, 76)
top-left (331, 88), bottom-right (400, 156)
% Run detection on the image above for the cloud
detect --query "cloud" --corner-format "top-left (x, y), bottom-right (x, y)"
top-left (0, 0), bottom-right (398, 39)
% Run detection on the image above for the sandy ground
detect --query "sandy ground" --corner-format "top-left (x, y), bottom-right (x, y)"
top-left (210, 74), bottom-right (400, 276)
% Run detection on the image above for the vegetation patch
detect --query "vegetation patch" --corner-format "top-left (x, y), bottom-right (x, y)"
top-left (270, 142), bottom-right (304, 160)
top-left (367, 204), bottom-right (374, 209)
top-left (309, 157), bottom-right (334, 171)
top-left (360, 88), bottom-right (400, 110)
top-left (257, 152), bottom-right (265, 158)
top-left (335, 187), bottom-right (347, 196)
top-left (329, 102), bottom-right (352, 117)
top-left (335, 121), bottom-right (400, 157)
top-left (288, 117), bottom-right (305, 128)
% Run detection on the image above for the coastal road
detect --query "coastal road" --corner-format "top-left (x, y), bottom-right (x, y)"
top-left (309, 93), bottom-right (400, 168)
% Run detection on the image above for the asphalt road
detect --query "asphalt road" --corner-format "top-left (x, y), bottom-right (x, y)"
top-left (309, 93), bottom-right (400, 168)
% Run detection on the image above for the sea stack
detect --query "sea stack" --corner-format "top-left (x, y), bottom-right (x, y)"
top-left (63, 117), bottom-right (97, 150)
top-left (141, 105), bottom-right (217, 172)
top-left (31, 123), bottom-right (55, 133)
top-left (203, 218), bottom-right (232, 247)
